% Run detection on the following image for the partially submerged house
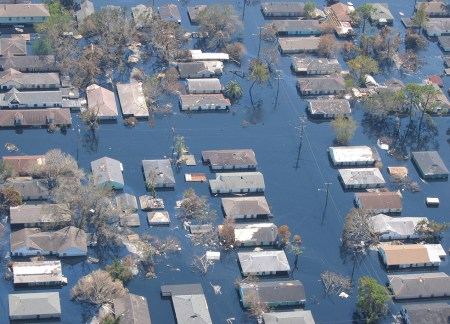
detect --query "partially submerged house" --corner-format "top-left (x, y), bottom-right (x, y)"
top-left (222, 223), bottom-right (277, 247)
top-left (416, 1), bottom-right (450, 17)
top-left (389, 272), bottom-right (450, 299)
top-left (116, 83), bottom-right (149, 118)
top-left (187, 78), bottom-right (222, 94)
top-left (187, 5), bottom-right (207, 24)
top-left (189, 50), bottom-right (229, 61)
top-left (239, 280), bottom-right (305, 307)
top-left (9, 292), bottom-right (61, 320)
top-left (10, 204), bottom-right (71, 228)
top-left (378, 244), bottom-right (446, 269)
top-left (0, 55), bottom-right (59, 72)
top-left (202, 149), bottom-right (257, 170)
top-left (354, 191), bottom-right (402, 213)
top-left (307, 99), bottom-right (351, 118)
top-left (115, 193), bottom-right (138, 211)
top-left (328, 2), bottom-right (354, 24)
top-left (10, 226), bottom-right (87, 257)
top-left (158, 4), bottom-right (181, 23)
top-left (86, 84), bottom-right (118, 120)
top-left (238, 250), bottom-right (290, 276)
top-left (260, 2), bottom-right (305, 18)
top-left (412, 151), bottom-right (449, 179)
top-left (292, 57), bottom-right (341, 75)
top-left (209, 172), bottom-right (265, 194)
top-left (131, 4), bottom-right (152, 29)
top-left (147, 211), bottom-right (170, 225)
top-left (278, 37), bottom-right (320, 54)
top-left (113, 293), bottom-right (152, 324)
top-left (0, 4), bottom-right (49, 25)
top-left (338, 168), bottom-right (386, 189)
top-left (177, 61), bottom-right (223, 79)
top-left (0, 88), bottom-right (62, 108)
top-left (0, 38), bottom-right (26, 56)
top-left (272, 20), bottom-right (321, 36)
top-left (91, 156), bottom-right (124, 189)
top-left (401, 303), bottom-right (450, 324)
top-left (263, 311), bottom-right (316, 324)
top-left (0, 108), bottom-right (71, 128)
top-left (179, 94), bottom-right (230, 111)
top-left (424, 18), bottom-right (450, 37)
top-left (370, 214), bottom-right (428, 241)
top-left (3, 177), bottom-right (49, 200)
top-left (2, 154), bottom-right (45, 176)
top-left (12, 260), bottom-right (66, 287)
top-left (329, 146), bottom-right (380, 167)
top-left (370, 3), bottom-right (394, 25)
top-left (161, 284), bottom-right (212, 324)
top-left (76, 0), bottom-right (95, 24)
top-left (297, 75), bottom-right (346, 96)
top-left (120, 213), bottom-right (140, 227)
top-left (0, 69), bottom-right (60, 91)
top-left (221, 196), bottom-right (271, 219)
top-left (142, 159), bottom-right (175, 189)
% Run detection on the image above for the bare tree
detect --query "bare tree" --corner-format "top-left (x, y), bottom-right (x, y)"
top-left (246, 291), bottom-right (269, 320)
top-left (342, 208), bottom-right (378, 252)
top-left (321, 271), bottom-right (352, 295)
top-left (219, 216), bottom-right (236, 249)
top-left (179, 188), bottom-right (217, 224)
top-left (191, 253), bottom-right (214, 275)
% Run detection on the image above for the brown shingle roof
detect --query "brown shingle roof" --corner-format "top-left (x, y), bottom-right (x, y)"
top-left (380, 244), bottom-right (430, 266)
top-left (0, 108), bottom-right (71, 127)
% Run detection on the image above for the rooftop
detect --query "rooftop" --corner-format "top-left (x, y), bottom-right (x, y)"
top-left (91, 156), bottom-right (124, 188)
top-left (113, 293), bottom-right (151, 324)
top-left (238, 250), bottom-right (290, 274)
top-left (240, 280), bottom-right (305, 305)
top-left (389, 272), bottom-right (450, 299)
top-left (202, 149), bottom-right (257, 167)
top-left (355, 191), bottom-right (402, 210)
top-left (339, 168), bottom-right (386, 186)
top-left (86, 84), bottom-right (118, 118)
top-left (0, 108), bottom-right (71, 127)
top-left (116, 83), bottom-right (149, 118)
top-left (9, 292), bottom-right (61, 317)
top-left (209, 172), bottom-right (265, 191)
top-left (222, 196), bottom-right (271, 217)
top-left (308, 99), bottom-right (351, 115)
top-left (329, 146), bottom-right (380, 164)
top-left (412, 151), bottom-right (449, 177)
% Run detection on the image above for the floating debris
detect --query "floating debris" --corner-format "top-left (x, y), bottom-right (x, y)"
top-left (5, 143), bottom-right (18, 152)
top-left (87, 256), bottom-right (99, 264)
top-left (210, 282), bottom-right (222, 295)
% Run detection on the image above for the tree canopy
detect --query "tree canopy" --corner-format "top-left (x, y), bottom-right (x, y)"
top-left (357, 276), bottom-right (390, 323)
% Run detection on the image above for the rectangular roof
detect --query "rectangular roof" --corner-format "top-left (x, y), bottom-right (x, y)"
top-left (209, 172), bottom-right (265, 191)
top-left (0, 55), bottom-right (58, 71)
top-left (339, 168), bottom-right (386, 186)
top-left (142, 159), bottom-right (175, 186)
top-left (0, 69), bottom-right (60, 87)
top-left (91, 156), bottom-right (124, 187)
top-left (412, 151), bottom-right (449, 177)
top-left (308, 99), bottom-right (351, 115)
top-left (292, 57), bottom-right (341, 73)
top-left (416, 1), bottom-right (450, 15)
top-left (180, 94), bottom-right (230, 108)
top-left (329, 146), bottom-right (380, 164)
top-left (187, 5), bottom-right (207, 23)
top-left (260, 2), bottom-right (305, 16)
top-left (379, 244), bottom-right (431, 265)
top-left (86, 84), bottom-right (118, 118)
top-left (0, 88), bottom-right (62, 106)
top-left (10, 204), bottom-right (70, 226)
top-left (402, 303), bottom-right (450, 324)
top-left (238, 250), bottom-right (290, 273)
top-left (202, 149), bottom-right (257, 167)
top-left (0, 4), bottom-right (49, 18)
top-left (113, 293), bottom-right (151, 324)
top-left (187, 78), bottom-right (222, 92)
top-left (371, 3), bottom-right (394, 22)
top-left (116, 83), bottom-right (149, 117)
top-left (272, 20), bottom-right (320, 32)
top-left (297, 75), bottom-right (346, 92)
top-left (263, 310), bottom-right (315, 324)
top-left (330, 2), bottom-right (354, 22)
top-left (158, 3), bottom-right (181, 22)
top-left (12, 260), bottom-right (63, 285)
top-left (278, 37), bottom-right (320, 51)
top-left (189, 50), bottom-right (229, 61)
top-left (233, 223), bottom-right (278, 244)
top-left (389, 272), bottom-right (450, 299)
top-left (222, 196), bottom-right (271, 217)
top-left (0, 108), bottom-right (71, 127)
top-left (370, 214), bottom-right (427, 237)
top-left (240, 280), bottom-right (305, 304)
top-left (9, 292), bottom-right (61, 317)
top-left (0, 38), bottom-right (26, 56)
top-left (355, 191), bottom-right (402, 210)
top-left (3, 177), bottom-right (49, 200)
top-left (3, 155), bottom-right (45, 175)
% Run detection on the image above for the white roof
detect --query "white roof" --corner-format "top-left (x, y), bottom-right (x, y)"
top-left (330, 146), bottom-right (378, 163)
top-left (189, 50), bottom-right (229, 61)
top-left (425, 244), bottom-right (446, 263)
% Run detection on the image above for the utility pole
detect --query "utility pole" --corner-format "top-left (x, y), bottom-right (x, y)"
top-left (257, 26), bottom-right (263, 59)
top-left (76, 124), bottom-right (81, 164)
top-left (274, 70), bottom-right (282, 109)
top-left (319, 182), bottom-right (332, 224)
top-left (294, 116), bottom-right (306, 171)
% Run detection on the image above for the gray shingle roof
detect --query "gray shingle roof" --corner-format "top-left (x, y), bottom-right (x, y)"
top-left (209, 172), bottom-right (265, 192)
top-left (91, 156), bottom-right (124, 188)
top-left (187, 78), bottom-right (222, 92)
top-left (279, 37), bottom-right (320, 52)
top-left (263, 310), bottom-right (316, 324)
top-left (113, 293), bottom-right (151, 324)
top-left (412, 151), bottom-right (449, 177)
top-left (0, 3), bottom-right (49, 18)
top-left (3, 177), bottom-right (49, 200)
top-left (238, 251), bottom-right (290, 274)
top-left (202, 149), bottom-right (257, 168)
top-left (389, 272), bottom-right (450, 299)
top-left (261, 2), bottom-right (305, 16)
top-left (234, 223), bottom-right (278, 244)
top-left (240, 280), bottom-right (305, 305)
top-left (0, 38), bottom-right (26, 56)
top-left (9, 292), bottom-right (60, 318)
top-left (142, 159), bottom-right (175, 186)
top-left (116, 83), bottom-right (149, 117)
top-left (402, 303), bottom-right (450, 324)
top-left (292, 57), bottom-right (341, 74)
top-left (0, 68), bottom-right (60, 88)
top-left (0, 87), bottom-right (62, 106)
top-left (0, 55), bottom-right (58, 72)
top-left (180, 94), bottom-right (230, 108)
top-left (10, 204), bottom-right (70, 226)
top-left (370, 3), bottom-right (394, 22)
top-left (86, 84), bottom-right (118, 118)
top-left (297, 75), bottom-right (346, 93)
top-left (273, 20), bottom-right (320, 32)
top-left (370, 214), bottom-right (427, 237)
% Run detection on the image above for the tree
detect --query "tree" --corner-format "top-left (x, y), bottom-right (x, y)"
top-left (260, 23), bottom-right (277, 42)
top-left (352, 4), bottom-right (376, 34)
top-left (219, 216), bottom-right (236, 249)
top-left (278, 225), bottom-right (291, 247)
top-left (106, 259), bottom-right (133, 284)
top-left (71, 270), bottom-right (127, 305)
top-left (80, 106), bottom-right (100, 131)
top-left (318, 34), bottom-right (340, 58)
top-left (365, 91), bottom-right (406, 117)
top-left (248, 59), bottom-right (269, 107)
top-left (331, 116), bottom-right (357, 145)
top-left (304, 1), bottom-right (316, 19)
top-left (0, 160), bottom-right (14, 181)
top-left (372, 27), bottom-right (401, 65)
top-left (197, 4), bottom-right (243, 50)
top-left (246, 291), bottom-right (269, 320)
top-left (224, 80), bottom-right (243, 103)
top-left (357, 276), bottom-right (390, 323)
top-left (342, 208), bottom-right (378, 251)
top-left (145, 169), bottom-right (160, 199)
top-left (412, 2), bottom-right (428, 34)
top-left (223, 42), bottom-right (246, 64)
top-left (405, 30), bottom-right (427, 52)
top-left (0, 187), bottom-right (22, 211)
top-left (347, 55), bottom-right (379, 85)
top-left (321, 271), bottom-right (352, 295)
top-left (179, 188), bottom-right (217, 224)
top-left (415, 219), bottom-right (449, 241)
top-left (172, 135), bottom-right (189, 168)
top-left (191, 253), bottom-right (214, 275)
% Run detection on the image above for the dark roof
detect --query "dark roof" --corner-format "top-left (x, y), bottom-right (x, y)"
top-left (412, 151), bottom-right (449, 177)
top-left (113, 293), bottom-right (151, 324)
top-left (4, 177), bottom-right (49, 200)
top-left (142, 159), bottom-right (175, 186)
top-left (298, 75), bottom-right (346, 92)
top-left (402, 303), bottom-right (450, 324)
top-left (0, 55), bottom-right (58, 72)
top-left (240, 280), bottom-right (306, 305)
top-left (0, 108), bottom-right (71, 127)
top-left (178, 62), bottom-right (208, 76)
top-left (439, 35), bottom-right (450, 49)
top-left (202, 149), bottom-right (257, 167)
top-left (389, 272), bottom-right (450, 299)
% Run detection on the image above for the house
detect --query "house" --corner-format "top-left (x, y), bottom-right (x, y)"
top-left (428, 75), bottom-right (444, 87)
top-left (116, 83), bottom-right (149, 118)
top-left (10, 204), bottom-right (71, 228)
top-left (0, 55), bottom-right (59, 72)
top-left (115, 193), bottom-right (138, 211)
top-left (264, 311), bottom-right (316, 324)
top-left (260, 2), bottom-right (305, 17)
top-left (329, 2), bottom-right (354, 23)
top-left (370, 3), bottom-right (394, 26)
top-left (0, 69), bottom-right (60, 91)
top-left (0, 4), bottom-right (49, 25)
top-left (76, 0), bottom-right (94, 23)
top-left (222, 196), bottom-right (271, 219)
top-left (139, 195), bottom-right (164, 210)
top-left (329, 146), bottom-right (380, 167)
top-left (222, 223), bottom-right (277, 247)
top-left (189, 224), bottom-right (213, 234)
top-left (10, 226), bottom-right (87, 257)
top-left (147, 211), bottom-right (170, 225)
top-left (3, 177), bottom-right (49, 200)
top-left (278, 37), bottom-right (320, 54)
top-left (187, 78), bottom-right (222, 94)
top-left (86, 84), bottom-right (118, 120)
top-left (239, 281), bottom-right (305, 307)
top-left (161, 284), bottom-right (212, 324)
top-left (238, 251), bottom-right (290, 276)
top-left (430, 83), bottom-right (450, 113)
top-left (307, 99), bottom-right (351, 118)
top-left (0, 38), bottom-right (26, 56)
top-left (177, 61), bottom-right (223, 79)
top-left (2, 155), bottom-right (45, 176)
top-left (424, 18), bottom-right (450, 36)
top-left (354, 191), bottom-right (402, 213)
top-left (9, 292), bottom-right (61, 320)
top-left (272, 20), bottom-right (321, 36)
top-left (158, 4), bottom-right (181, 23)
top-left (370, 214), bottom-right (428, 241)
top-left (416, 2), bottom-right (450, 17)
top-left (378, 244), bottom-right (446, 269)
top-left (377, 78), bottom-right (405, 94)
top-left (179, 94), bottom-right (230, 111)
top-left (189, 50), bottom-right (229, 61)
top-left (401, 303), bottom-right (450, 324)
top-left (0, 108), bottom-right (71, 128)
top-left (297, 75), bottom-right (346, 96)
top-left (91, 157), bottom-right (124, 189)
top-left (113, 293), bottom-right (151, 324)
top-left (389, 272), bottom-right (450, 299)
top-left (209, 172), bottom-right (265, 194)
top-left (12, 260), bottom-right (66, 287)
top-left (338, 168), bottom-right (386, 189)
top-left (187, 5), bottom-right (207, 24)
top-left (292, 57), bottom-right (341, 75)
top-left (202, 149), bottom-right (257, 170)
top-left (0, 88), bottom-right (62, 108)
top-left (142, 159), bottom-right (175, 189)
top-left (131, 4), bottom-right (152, 29)
top-left (412, 151), bottom-right (449, 179)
